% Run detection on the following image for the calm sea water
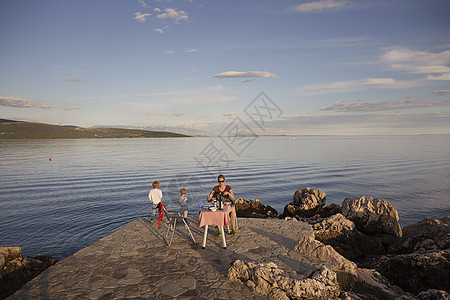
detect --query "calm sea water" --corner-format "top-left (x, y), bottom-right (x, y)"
top-left (1, 135), bottom-right (449, 259)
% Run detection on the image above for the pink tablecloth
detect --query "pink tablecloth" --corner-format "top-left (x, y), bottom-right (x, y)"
top-left (198, 205), bottom-right (231, 228)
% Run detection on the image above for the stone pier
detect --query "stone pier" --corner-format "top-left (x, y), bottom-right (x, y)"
top-left (8, 216), bottom-right (314, 299)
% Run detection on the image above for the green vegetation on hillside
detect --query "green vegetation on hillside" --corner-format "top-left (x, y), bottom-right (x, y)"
top-left (0, 119), bottom-right (190, 139)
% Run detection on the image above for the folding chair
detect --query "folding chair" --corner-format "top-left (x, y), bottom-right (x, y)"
top-left (162, 206), bottom-right (196, 246)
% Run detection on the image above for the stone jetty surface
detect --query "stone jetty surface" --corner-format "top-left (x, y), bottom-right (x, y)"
top-left (7, 190), bottom-right (449, 299)
top-left (8, 216), bottom-right (316, 299)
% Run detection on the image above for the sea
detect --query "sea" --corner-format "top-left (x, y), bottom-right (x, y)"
top-left (1, 135), bottom-right (449, 259)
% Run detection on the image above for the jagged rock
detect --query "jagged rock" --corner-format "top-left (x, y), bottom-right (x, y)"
top-left (283, 187), bottom-right (327, 218)
top-left (234, 198), bottom-right (278, 218)
top-left (318, 203), bottom-right (341, 218)
top-left (399, 216), bottom-right (449, 253)
top-left (397, 289), bottom-right (450, 300)
top-left (311, 214), bottom-right (387, 259)
top-left (0, 247), bottom-right (22, 276)
top-left (341, 196), bottom-right (402, 238)
top-left (359, 249), bottom-right (450, 295)
top-left (312, 213), bottom-right (355, 240)
top-left (0, 247), bottom-right (58, 299)
top-left (295, 236), bottom-right (358, 273)
top-left (228, 260), bottom-right (340, 299)
top-left (338, 291), bottom-right (366, 299)
top-left (416, 289), bottom-right (449, 300)
top-left (294, 236), bottom-right (405, 300)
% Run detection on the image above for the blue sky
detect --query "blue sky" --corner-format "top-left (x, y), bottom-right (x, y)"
top-left (1, 0), bottom-right (449, 135)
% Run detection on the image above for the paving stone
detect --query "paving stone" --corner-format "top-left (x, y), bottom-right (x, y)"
top-left (9, 216), bottom-right (314, 299)
top-left (159, 282), bottom-right (188, 297)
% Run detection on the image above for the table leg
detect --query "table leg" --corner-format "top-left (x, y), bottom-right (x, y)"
top-left (220, 226), bottom-right (227, 249)
top-left (202, 225), bottom-right (208, 249)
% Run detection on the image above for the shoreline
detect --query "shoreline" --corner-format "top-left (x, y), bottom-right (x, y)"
top-left (4, 213), bottom-right (449, 299)
top-left (3, 191), bottom-right (449, 299)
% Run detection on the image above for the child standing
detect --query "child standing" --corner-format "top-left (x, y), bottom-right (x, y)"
top-left (148, 181), bottom-right (162, 223)
top-left (178, 188), bottom-right (188, 220)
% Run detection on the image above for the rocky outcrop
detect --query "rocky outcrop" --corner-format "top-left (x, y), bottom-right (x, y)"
top-left (310, 213), bottom-right (386, 259)
top-left (0, 247), bottom-right (58, 299)
top-left (234, 198), bottom-right (278, 218)
top-left (281, 189), bottom-right (450, 297)
top-left (283, 187), bottom-right (327, 218)
top-left (228, 260), bottom-right (340, 300)
top-left (397, 216), bottom-right (449, 254)
top-left (341, 196), bottom-right (402, 239)
top-left (358, 216), bottom-right (450, 294)
top-left (317, 203), bottom-right (341, 218)
top-left (398, 289), bottom-right (450, 300)
top-left (311, 213), bottom-right (355, 241)
top-left (294, 236), bottom-right (405, 300)
top-left (360, 250), bottom-right (450, 295)
top-left (295, 236), bottom-right (357, 273)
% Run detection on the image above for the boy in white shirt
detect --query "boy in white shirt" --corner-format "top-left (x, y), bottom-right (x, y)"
top-left (148, 181), bottom-right (162, 223)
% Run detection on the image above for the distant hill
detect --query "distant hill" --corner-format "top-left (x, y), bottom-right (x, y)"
top-left (0, 119), bottom-right (190, 139)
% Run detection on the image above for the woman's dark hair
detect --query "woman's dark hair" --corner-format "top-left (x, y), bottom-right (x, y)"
top-left (218, 174), bottom-right (225, 181)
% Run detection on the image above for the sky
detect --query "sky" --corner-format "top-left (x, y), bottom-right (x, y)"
top-left (1, 0), bottom-right (450, 135)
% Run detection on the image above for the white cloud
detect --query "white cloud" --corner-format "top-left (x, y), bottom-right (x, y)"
top-left (66, 78), bottom-right (83, 82)
top-left (212, 71), bottom-right (277, 79)
top-left (134, 12), bottom-right (151, 23)
top-left (223, 112), bottom-right (238, 117)
top-left (0, 96), bottom-right (78, 110)
top-left (241, 79), bottom-right (254, 83)
top-left (298, 77), bottom-right (420, 95)
top-left (380, 47), bottom-right (450, 74)
top-left (433, 90), bottom-right (450, 95)
top-left (154, 28), bottom-right (164, 34)
top-left (427, 73), bottom-right (450, 81)
top-left (321, 98), bottom-right (450, 112)
top-left (290, 0), bottom-right (348, 13)
top-left (156, 8), bottom-right (188, 23)
top-left (165, 50), bottom-right (175, 55)
top-left (184, 49), bottom-right (199, 53)
top-left (154, 8), bottom-right (161, 12)
top-left (138, 0), bottom-right (148, 8)
top-left (142, 111), bottom-right (186, 117)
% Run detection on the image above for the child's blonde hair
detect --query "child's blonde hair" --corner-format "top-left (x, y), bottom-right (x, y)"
top-left (180, 188), bottom-right (186, 195)
top-left (152, 181), bottom-right (160, 188)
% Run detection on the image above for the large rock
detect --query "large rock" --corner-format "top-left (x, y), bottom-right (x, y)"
top-left (397, 289), bottom-right (450, 300)
top-left (228, 260), bottom-right (340, 300)
top-left (0, 247), bottom-right (22, 276)
top-left (294, 236), bottom-right (405, 300)
top-left (360, 249), bottom-right (450, 295)
top-left (0, 247), bottom-right (58, 299)
top-left (358, 216), bottom-right (450, 295)
top-left (234, 198), bottom-right (278, 218)
top-left (399, 216), bottom-right (449, 253)
top-left (342, 196), bottom-right (402, 238)
top-left (312, 213), bottom-right (355, 241)
top-left (295, 236), bottom-right (357, 273)
top-left (283, 187), bottom-right (327, 218)
top-left (311, 214), bottom-right (387, 259)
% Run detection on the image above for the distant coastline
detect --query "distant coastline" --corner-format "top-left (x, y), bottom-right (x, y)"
top-left (0, 118), bottom-right (190, 139)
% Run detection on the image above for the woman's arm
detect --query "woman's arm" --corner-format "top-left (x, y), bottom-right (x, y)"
top-left (225, 188), bottom-right (235, 200)
top-left (207, 189), bottom-right (215, 201)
